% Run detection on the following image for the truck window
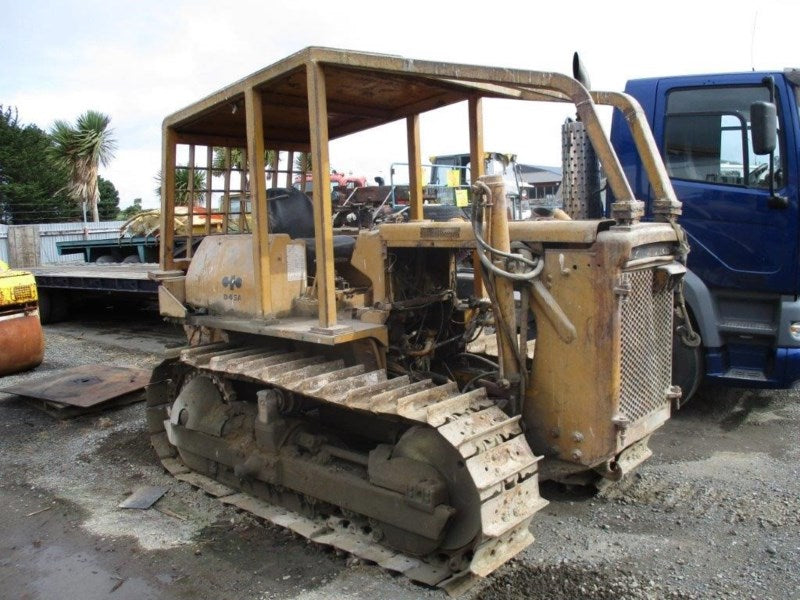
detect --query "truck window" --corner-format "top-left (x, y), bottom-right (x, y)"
top-left (664, 86), bottom-right (782, 189)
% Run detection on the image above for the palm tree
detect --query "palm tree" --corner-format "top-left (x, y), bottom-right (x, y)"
top-left (211, 147), bottom-right (278, 179)
top-left (294, 152), bottom-right (311, 173)
top-left (154, 168), bottom-right (207, 206)
top-left (49, 110), bottom-right (116, 222)
top-left (294, 152), bottom-right (312, 190)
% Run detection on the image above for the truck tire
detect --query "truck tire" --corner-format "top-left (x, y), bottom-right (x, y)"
top-left (672, 313), bottom-right (703, 405)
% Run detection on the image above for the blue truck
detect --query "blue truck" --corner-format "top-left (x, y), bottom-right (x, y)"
top-left (610, 69), bottom-right (800, 400)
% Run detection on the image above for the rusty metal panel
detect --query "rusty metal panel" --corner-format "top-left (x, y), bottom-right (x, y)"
top-left (2, 365), bottom-right (149, 408)
top-left (522, 223), bottom-right (681, 467)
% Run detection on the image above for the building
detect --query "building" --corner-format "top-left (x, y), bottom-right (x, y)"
top-left (517, 164), bottom-right (562, 201)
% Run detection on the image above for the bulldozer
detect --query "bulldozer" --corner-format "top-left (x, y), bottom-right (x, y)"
top-left (146, 47), bottom-right (688, 592)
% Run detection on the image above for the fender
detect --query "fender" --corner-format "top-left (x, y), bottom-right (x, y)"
top-left (682, 269), bottom-right (720, 348)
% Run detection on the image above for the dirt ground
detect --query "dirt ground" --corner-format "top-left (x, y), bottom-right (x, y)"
top-left (1, 308), bottom-right (798, 600)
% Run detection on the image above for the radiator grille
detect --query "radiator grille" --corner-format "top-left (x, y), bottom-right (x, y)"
top-left (13, 285), bottom-right (34, 302)
top-left (619, 269), bottom-right (673, 422)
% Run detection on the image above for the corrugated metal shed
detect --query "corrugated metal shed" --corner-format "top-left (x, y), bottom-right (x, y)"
top-left (37, 221), bottom-right (126, 264)
top-left (2, 221), bottom-right (127, 267)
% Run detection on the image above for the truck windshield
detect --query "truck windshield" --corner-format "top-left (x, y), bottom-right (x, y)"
top-left (795, 83), bottom-right (800, 125)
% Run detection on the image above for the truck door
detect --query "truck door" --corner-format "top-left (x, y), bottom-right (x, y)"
top-left (652, 75), bottom-right (799, 294)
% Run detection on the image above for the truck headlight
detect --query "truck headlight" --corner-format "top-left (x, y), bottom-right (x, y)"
top-left (790, 322), bottom-right (800, 341)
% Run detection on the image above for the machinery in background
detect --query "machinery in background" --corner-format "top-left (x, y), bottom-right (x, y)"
top-left (0, 260), bottom-right (44, 376)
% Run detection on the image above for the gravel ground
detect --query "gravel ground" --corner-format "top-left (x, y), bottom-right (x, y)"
top-left (1, 307), bottom-right (798, 599)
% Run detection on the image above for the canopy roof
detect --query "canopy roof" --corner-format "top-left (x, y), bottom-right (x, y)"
top-left (163, 47), bottom-right (572, 150)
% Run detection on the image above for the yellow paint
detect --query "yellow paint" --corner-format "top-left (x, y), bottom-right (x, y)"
top-left (0, 261), bottom-right (39, 307)
top-left (446, 169), bottom-right (461, 188)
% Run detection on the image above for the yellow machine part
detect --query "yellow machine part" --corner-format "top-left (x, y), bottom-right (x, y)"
top-left (0, 260), bottom-right (39, 308)
top-left (0, 260), bottom-right (45, 376)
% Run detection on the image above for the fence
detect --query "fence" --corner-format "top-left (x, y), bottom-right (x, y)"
top-left (0, 225), bottom-right (7, 264)
top-left (1, 221), bottom-right (126, 267)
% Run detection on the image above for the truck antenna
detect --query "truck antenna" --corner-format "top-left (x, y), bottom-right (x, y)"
top-left (750, 9), bottom-right (759, 71)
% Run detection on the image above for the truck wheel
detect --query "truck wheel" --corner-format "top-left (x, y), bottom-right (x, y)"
top-left (122, 254), bottom-right (141, 263)
top-left (672, 316), bottom-right (702, 405)
top-left (95, 254), bottom-right (116, 264)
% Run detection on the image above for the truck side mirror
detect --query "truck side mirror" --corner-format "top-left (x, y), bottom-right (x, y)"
top-left (750, 101), bottom-right (777, 155)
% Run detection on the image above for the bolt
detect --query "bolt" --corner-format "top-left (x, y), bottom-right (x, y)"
top-left (572, 431), bottom-right (584, 443)
top-left (571, 449), bottom-right (583, 461)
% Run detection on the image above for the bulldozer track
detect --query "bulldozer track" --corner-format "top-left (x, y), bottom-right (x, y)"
top-left (147, 342), bottom-right (547, 594)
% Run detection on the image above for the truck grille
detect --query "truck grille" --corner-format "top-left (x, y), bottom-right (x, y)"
top-left (619, 268), bottom-right (673, 422)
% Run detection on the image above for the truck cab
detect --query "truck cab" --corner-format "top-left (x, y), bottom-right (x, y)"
top-left (611, 70), bottom-right (800, 396)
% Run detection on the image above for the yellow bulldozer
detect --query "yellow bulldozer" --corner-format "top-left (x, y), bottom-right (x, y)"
top-left (0, 260), bottom-right (44, 376)
top-left (146, 48), bottom-right (687, 592)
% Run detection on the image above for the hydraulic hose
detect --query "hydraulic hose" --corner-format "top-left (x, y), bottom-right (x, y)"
top-left (470, 181), bottom-right (544, 282)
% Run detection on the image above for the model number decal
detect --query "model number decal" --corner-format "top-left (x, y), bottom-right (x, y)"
top-left (222, 275), bottom-right (242, 301)
top-left (420, 227), bottom-right (460, 239)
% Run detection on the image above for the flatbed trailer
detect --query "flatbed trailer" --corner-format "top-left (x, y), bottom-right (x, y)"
top-left (30, 263), bottom-right (160, 323)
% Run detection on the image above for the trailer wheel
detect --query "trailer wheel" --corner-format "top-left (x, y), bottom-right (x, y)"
top-left (95, 254), bottom-right (116, 264)
top-left (672, 312), bottom-right (702, 406)
top-left (122, 254), bottom-right (141, 263)
top-left (38, 289), bottom-right (52, 324)
top-left (51, 292), bottom-right (70, 323)
top-left (37, 290), bottom-right (69, 323)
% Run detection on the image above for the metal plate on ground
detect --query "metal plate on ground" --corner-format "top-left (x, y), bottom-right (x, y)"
top-left (1, 365), bottom-right (149, 408)
top-left (119, 486), bottom-right (167, 509)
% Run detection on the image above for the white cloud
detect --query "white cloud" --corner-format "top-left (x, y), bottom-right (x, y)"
top-left (3, 0), bottom-right (798, 208)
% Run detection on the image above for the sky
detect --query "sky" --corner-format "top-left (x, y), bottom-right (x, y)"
top-left (2, 0), bottom-right (799, 210)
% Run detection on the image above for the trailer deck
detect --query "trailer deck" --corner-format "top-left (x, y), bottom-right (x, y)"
top-left (30, 263), bottom-right (159, 295)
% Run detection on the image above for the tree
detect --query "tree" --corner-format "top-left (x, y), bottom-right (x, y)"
top-left (211, 147), bottom-right (278, 179)
top-left (154, 168), bottom-right (206, 206)
top-left (97, 176), bottom-right (120, 220)
top-left (118, 198), bottom-right (143, 220)
top-left (0, 105), bottom-right (75, 224)
top-left (48, 110), bottom-right (116, 222)
top-left (294, 152), bottom-right (311, 174)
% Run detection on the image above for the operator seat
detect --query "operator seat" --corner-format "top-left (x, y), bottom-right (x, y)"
top-left (266, 188), bottom-right (356, 264)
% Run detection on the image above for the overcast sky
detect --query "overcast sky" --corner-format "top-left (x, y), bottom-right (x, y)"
top-left (2, 0), bottom-right (798, 209)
